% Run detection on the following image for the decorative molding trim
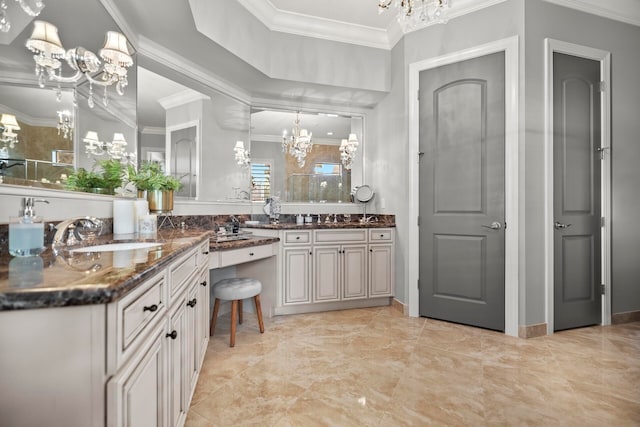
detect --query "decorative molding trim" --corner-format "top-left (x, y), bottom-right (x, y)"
top-left (238, 0), bottom-right (391, 50)
top-left (158, 90), bottom-right (210, 110)
top-left (518, 323), bottom-right (548, 339)
top-left (137, 36), bottom-right (252, 106)
top-left (99, 0), bottom-right (139, 50)
top-left (141, 126), bottom-right (166, 135)
top-left (611, 310), bottom-right (640, 324)
top-left (0, 103), bottom-right (57, 128)
top-left (543, 0), bottom-right (640, 27)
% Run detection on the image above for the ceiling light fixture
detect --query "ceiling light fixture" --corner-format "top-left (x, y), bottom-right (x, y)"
top-left (339, 133), bottom-right (359, 170)
top-left (25, 20), bottom-right (133, 109)
top-left (378, 0), bottom-right (450, 31)
top-left (233, 140), bottom-right (250, 168)
top-left (282, 112), bottom-right (313, 168)
top-left (0, 0), bottom-right (45, 33)
top-left (83, 131), bottom-right (135, 163)
top-left (0, 113), bottom-right (20, 148)
top-left (56, 110), bottom-right (73, 140)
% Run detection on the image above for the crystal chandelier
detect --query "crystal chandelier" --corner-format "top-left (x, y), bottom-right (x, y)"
top-left (25, 20), bottom-right (133, 109)
top-left (56, 110), bottom-right (73, 140)
top-left (83, 131), bottom-right (135, 163)
top-left (0, 113), bottom-right (20, 148)
top-left (0, 0), bottom-right (45, 33)
top-left (339, 133), bottom-right (359, 170)
top-left (378, 0), bottom-right (450, 31)
top-left (233, 140), bottom-right (250, 168)
top-left (282, 112), bottom-right (312, 168)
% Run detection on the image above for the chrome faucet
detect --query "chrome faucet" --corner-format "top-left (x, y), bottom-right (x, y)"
top-left (52, 217), bottom-right (104, 248)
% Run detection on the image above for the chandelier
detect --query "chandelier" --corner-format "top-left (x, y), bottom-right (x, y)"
top-left (56, 110), bottom-right (73, 140)
top-left (83, 131), bottom-right (135, 163)
top-left (282, 112), bottom-right (312, 168)
top-left (0, 0), bottom-right (45, 33)
top-left (0, 113), bottom-right (20, 148)
top-left (378, 0), bottom-right (449, 30)
top-left (25, 20), bottom-right (133, 109)
top-left (339, 133), bottom-right (359, 170)
top-left (233, 140), bottom-right (250, 168)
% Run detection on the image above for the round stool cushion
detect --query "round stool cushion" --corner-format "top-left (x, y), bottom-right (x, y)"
top-left (212, 278), bottom-right (262, 301)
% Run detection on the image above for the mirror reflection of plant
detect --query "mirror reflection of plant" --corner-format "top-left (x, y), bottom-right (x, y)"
top-left (127, 161), bottom-right (182, 192)
top-left (65, 159), bottom-right (126, 194)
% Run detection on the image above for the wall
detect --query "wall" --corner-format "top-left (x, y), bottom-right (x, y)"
top-left (524, 0), bottom-right (640, 317)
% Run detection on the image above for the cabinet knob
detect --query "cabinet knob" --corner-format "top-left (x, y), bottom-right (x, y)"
top-left (166, 330), bottom-right (177, 340)
top-left (296, 236), bottom-right (300, 240)
top-left (200, 280), bottom-right (207, 287)
top-left (380, 234), bottom-right (384, 238)
top-left (309, 251), bottom-right (312, 255)
top-left (249, 252), bottom-right (254, 256)
top-left (143, 304), bottom-right (158, 313)
top-left (202, 251), bottom-right (210, 255)
top-left (187, 298), bottom-right (197, 308)
top-left (370, 249), bottom-right (373, 252)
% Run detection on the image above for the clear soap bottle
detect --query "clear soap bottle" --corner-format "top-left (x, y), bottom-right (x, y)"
top-left (9, 197), bottom-right (49, 257)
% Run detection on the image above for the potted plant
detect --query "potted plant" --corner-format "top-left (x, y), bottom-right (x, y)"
top-left (65, 159), bottom-right (125, 194)
top-left (127, 161), bottom-right (182, 213)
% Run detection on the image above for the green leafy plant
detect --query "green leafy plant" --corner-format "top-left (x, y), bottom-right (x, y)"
top-left (127, 161), bottom-right (182, 192)
top-left (65, 159), bottom-right (125, 194)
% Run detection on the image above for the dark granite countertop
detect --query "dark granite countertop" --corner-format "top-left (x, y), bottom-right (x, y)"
top-left (209, 235), bottom-right (280, 251)
top-left (241, 221), bottom-right (396, 230)
top-left (0, 229), bottom-right (214, 311)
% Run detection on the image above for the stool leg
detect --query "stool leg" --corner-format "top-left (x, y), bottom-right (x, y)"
top-left (238, 300), bottom-right (243, 325)
top-left (210, 298), bottom-right (220, 336)
top-left (230, 300), bottom-right (238, 347)
top-left (254, 295), bottom-right (265, 334)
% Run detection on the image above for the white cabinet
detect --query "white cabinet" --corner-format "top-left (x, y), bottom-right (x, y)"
top-left (276, 227), bottom-right (394, 315)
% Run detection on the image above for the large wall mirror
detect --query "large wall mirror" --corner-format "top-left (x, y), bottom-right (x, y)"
top-left (0, 0), bottom-right (136, 190)
top-left (250, 108), bottom-right (364, 203)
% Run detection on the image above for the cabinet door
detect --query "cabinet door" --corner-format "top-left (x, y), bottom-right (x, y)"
top-left (342, 245), bottom-right (368, 300)
top-left (167, 298), bottom-right (187, 427)
top-left (283, 247), bottom-right (311, 304)
top-left (107, 324), bottom-right (166, 427)
top-left (195, 269), bottom-right (210, 369)
top-left (313, 246), bottom-right (340, 302)
top-left (369, 245), bottom-right (394, 297)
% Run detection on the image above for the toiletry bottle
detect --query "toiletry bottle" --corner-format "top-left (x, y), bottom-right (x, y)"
top-left (9, 197), bottom-right (49, 257)
top-left (296, 214), bottom-right (304, 225)
top-left (305, 214), bottom-right (312, 224)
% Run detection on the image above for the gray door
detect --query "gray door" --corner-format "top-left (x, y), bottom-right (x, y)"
top-left (553, 52), bottom-right (602, 331)
top-left (171, 126), bottom-right (197, 198)
top-left (418, 52), bottom-right (506, 331)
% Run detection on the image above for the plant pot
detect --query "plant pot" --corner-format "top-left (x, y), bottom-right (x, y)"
top-left (89, 187), bottom-right (113, 195)
top-left (145, 189), bottom-right (174, 213)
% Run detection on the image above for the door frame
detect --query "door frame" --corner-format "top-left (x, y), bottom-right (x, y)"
top-left (408, 36), bottom-right (520, 337)
top-left (543, 38), bottom-right (612, 333)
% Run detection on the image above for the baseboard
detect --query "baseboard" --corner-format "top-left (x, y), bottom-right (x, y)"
top-left (392, 298), bottom-right (409, 316)
top-left (611, 310), bottom-right (640, 324)
top-left (518, 323), bottom-right (548, 339)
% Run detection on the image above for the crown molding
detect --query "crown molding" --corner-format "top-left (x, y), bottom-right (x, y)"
top-left (238, 0), bottom-right (392, 50)
top-left (543, 0), bottom-right (640, 27)
top-left (137, 36), bottom-right (252, 105)
top-left (0, 103), bottom-right (57, 128)
top-left (99, 0), bottom-right (138, 50)
top-left (141, 126), bottom-right (166, 135)
top-left (158, 90), bottom-right (210, 110)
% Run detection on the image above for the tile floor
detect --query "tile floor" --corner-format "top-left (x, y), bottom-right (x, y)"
top-left (186, 306), bottom-right (640, 426)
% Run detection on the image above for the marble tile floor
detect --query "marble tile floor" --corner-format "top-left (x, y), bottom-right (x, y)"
top-left (186, 306), bottom-right (640, 426)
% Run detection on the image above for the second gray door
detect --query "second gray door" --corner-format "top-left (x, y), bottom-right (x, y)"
top-left (418, 52), bottom-right (506, 331)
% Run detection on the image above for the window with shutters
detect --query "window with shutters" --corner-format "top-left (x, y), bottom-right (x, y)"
top-left (251, 161), bottom-right (271, 202)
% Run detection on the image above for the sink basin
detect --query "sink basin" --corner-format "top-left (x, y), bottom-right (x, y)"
top-left (70, 242), bottom-right (162, 253)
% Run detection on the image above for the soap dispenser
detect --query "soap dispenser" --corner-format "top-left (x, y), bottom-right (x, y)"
top-left (9, 197), bottom-right (49, 257)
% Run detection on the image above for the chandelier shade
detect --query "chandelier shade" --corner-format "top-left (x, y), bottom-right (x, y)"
top-left (339, 133), bottom-right (359, 170)
top-left (282, 112), bottom-right (313, 168)
top-left (233, 140), bottom-right (250, 167)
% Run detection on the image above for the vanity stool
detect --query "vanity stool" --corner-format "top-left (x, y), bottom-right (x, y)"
top-left (209, 277), bottom-right (265, 347)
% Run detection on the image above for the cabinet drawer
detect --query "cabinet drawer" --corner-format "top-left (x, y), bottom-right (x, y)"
top-left (284, 231), bottom-right (311, 244)
top-left (369, 229), bottom-right (393, 242)
top-left (197, 241), bottom-right (210, 269)
top-left (170, 248), bottom-right (198, 298)
top-left (117, 274), bottom-right (166, 353)
top-left (219, 244), bottom-right (274, 267)
top-left (315, 229), bottom-right (367, 243)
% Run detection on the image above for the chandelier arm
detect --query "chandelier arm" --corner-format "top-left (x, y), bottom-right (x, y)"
top-left (46, 67), bottom-right (82, 83)
top-left (84, 73), bottom-right (119, 87)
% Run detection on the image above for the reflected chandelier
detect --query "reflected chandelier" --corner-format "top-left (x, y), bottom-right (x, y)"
top-left (339, 133), bottom-right (359, 170)
top-left (282, 112), bottom-right (312, 168)
top-left (233, 140), bottom-right (250, 168)
top-left (378, 0), bottom-right (449, 30)
top-left (0, 113), bottom-right (20, 148)
top-left (0, 0), bottom-right (45, 33)
top-left (83, 131), bottom-right (135, 163)
top-left (25, 20), bottom-right (133, 109)
top-left (56, 110), bottom-right (73, 140)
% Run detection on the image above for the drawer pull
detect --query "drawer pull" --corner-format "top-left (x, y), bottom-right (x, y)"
top-left (370, 249), bottom-right (373, 252)
top-left (380, 234), bottom-right (384, 238)
top-left (187, 298), bottom-right (197, 308)
top-left (200, 280), bottom-right (207, 287)
top-left (249, 252), bottom-right (254, 256)
top-left (202, 251), bottom-right (210, 255)
top-left (296, 236), bottom-right (300, 240)
top-left (166, 330), bottom-right (177, 340)
top-left (143, 304), bottom-right (158, 313)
